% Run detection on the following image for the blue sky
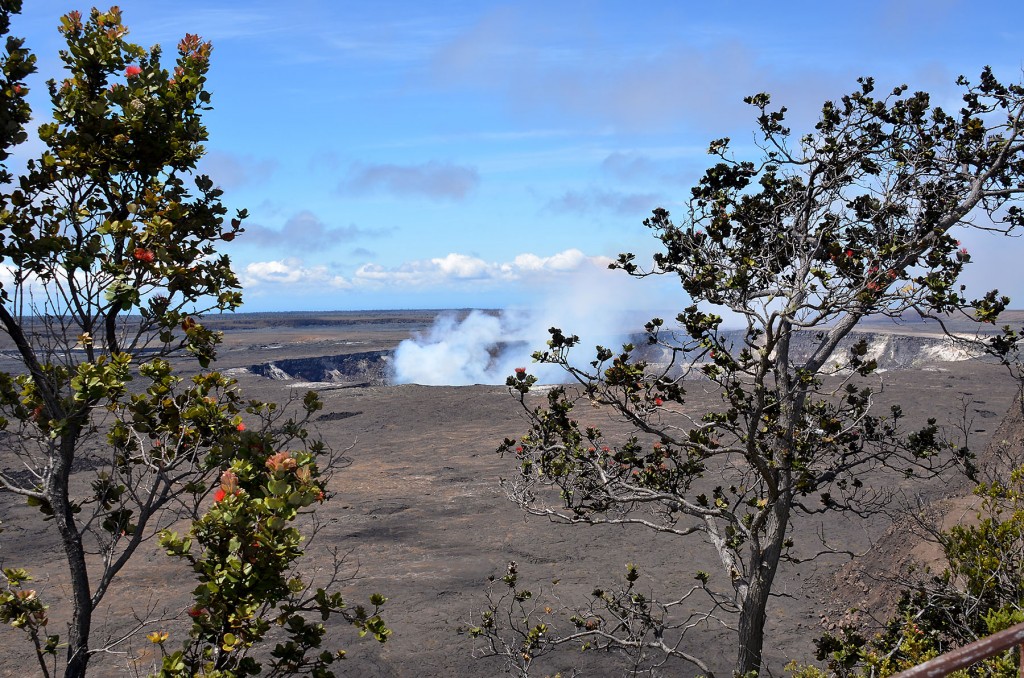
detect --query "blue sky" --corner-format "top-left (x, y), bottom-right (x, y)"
top-left (9, 1), bottom-right (1024, 312)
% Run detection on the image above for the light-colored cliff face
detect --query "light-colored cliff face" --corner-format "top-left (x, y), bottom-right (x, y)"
top-left (634, 329), bottom-right (988, 376)
top-left (845, 332), bottom-right (980, 369)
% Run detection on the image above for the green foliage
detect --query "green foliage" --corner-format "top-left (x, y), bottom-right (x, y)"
top-left (0, 7), bottom-right (385, 676)
top-left (152, 393), bottom-right (389, 677)
top-left (805, 467), bottom-right (1024, 678)
top-left (0, 568), bottom-right (60, 673)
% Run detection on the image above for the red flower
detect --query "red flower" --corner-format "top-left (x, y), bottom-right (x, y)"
top-left (125, 65), bottom-right (142, 78)
top-left (845, 249), bottom-right (853, 258)
top-left (654, 397), bottom-right (663, 406)
top-left (187, 606), bottom-right (206, 618)
top-left (213, 488), bottom-right (226, 502)
top-left (236, 422), bottom-right (246, 432)
top-left (133, 247), bottom-right (154, 263)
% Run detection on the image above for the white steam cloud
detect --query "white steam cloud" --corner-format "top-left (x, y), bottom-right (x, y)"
top-left (392, 265), bottom-right (674, 385)
top-left (392, 310), bottom-right (558, 385)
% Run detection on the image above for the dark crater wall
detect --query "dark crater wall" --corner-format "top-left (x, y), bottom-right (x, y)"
top-left (249, 350), bottom-right (393, 386)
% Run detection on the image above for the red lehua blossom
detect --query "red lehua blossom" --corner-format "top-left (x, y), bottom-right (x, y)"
top-left (213, 488), bottom-right (226, 502)
top-left (236, 422), bottom-right (246, 432)
top-left (654, 397), bottom-right (663, 406)
top-left (133, 247), bottom-right (154, 263)
top-left (960, 247), bottom-right (969, 255)
top-left (125, 65), bottom-right (142, 78)
top-left (187, 606), bottom-right (206, 618)
top-left (514, 367), bottom-right (526, 376)
top-left (845, 249), bottom-right (853, 258)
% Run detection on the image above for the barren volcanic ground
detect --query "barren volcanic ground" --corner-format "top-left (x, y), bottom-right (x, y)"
top-left (1, 310), bottom-right (1021, 677)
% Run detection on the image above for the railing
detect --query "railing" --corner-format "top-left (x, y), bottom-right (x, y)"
top-left (892, 621), bottom-right (1024, 678)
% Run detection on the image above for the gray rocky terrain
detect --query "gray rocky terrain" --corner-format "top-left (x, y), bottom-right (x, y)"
top-left (1, 310), bottom-right (1021, 677)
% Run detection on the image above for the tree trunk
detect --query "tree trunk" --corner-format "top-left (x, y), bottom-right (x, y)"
top-left (734, 498), bottom-right (789, 677)
top-left (49, 429), bottom-right (93, 678)
top-left (736, 576), bottom-right (770, 677)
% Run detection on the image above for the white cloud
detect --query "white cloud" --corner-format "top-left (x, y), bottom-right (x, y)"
top-left (512, 249), bottom-right (588, 272)
top-left (243, 259), bottom-right (351, 289)
top-left (354, 248), bottom-right (611, 288)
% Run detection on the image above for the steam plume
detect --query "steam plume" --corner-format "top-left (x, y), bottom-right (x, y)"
top-left (392, 266), bottom-right (671, 385)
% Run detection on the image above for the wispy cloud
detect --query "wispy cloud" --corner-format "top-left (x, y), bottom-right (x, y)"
top-left (132, 7), bottom-right (286, 43)
top-left (241, 211), bottom-right (393, 252)
top-left (543, 188), bottom-right (661, 216)
top-left (601, 152), bottom-right (662, 181)
top-left (337, 160), bottom-right (480, 200)
top-left (201, 150), bottom-right (277, 190)
top-left (426, 6), bottom-right (847, 132)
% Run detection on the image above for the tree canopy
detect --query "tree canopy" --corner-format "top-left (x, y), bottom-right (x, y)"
top-left (0, 6), bottom-right (386, 676)
top-left (476, 69), bottom-right (1024, 677)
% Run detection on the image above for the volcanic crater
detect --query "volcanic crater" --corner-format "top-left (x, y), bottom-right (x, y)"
top-left (1, 309), bottom-right (1021, 677)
